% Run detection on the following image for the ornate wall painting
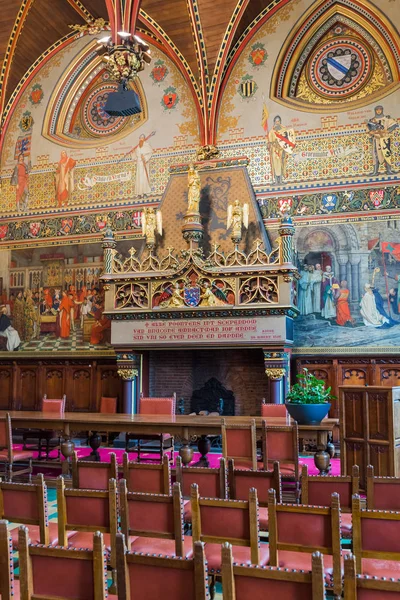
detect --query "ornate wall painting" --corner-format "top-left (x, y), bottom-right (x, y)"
top-left (0, 34), bottom-right (200, 218)
top-left (0, 239), bottom-right (140, 356)
top-left (288, 216), bottom-right (400, 354)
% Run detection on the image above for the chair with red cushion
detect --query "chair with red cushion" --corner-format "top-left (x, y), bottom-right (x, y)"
top-left (352, 493), bottom-right (400, 579)
top-left (23, 395), bottom-right (66, 460)
top-left (96, 396), bottom-right (118, 446)
top-left (221, 419), bottom-right (262, 470)
top-left (262, 423), bottom-right (299, 497)
top-left (0, 520), bottom-right (19, 600)
top-left (222, 542), bottom-right (326, 600)
top-left (344, 552), bottom-right (400, 599)
top-left (176, 455), bottom-right (227, 525)
top-left (18, 525), bottom-right (107, 600)
top-left (119, 479), bottom-right (190, 558)
top-left (0, 413), bottom-right (32, 481)
top-left (0, 473), bottom-right (75, 549)
top-left (268, 488), bottom-right (343, 598)
top-left (57, 475), bottom-right (118, 578)
top-left (123, 453), bottom-right (171, 494)
top-left (126, 394), bottom-right (176, 461)
top-left (72, 451), bottom-right (118, 490)
top-left (366, 464), bottom-right (400, 511)
top-left (261, 400), bottom-right (287, 418)
top-left (228, 459), bottom-right (281, 532)
top-left (302, 463), bottom-right (359, 539)
top-left (191, 482), bottom-right (269, 598)
top-left (116, 532), bottom-right (209, 600)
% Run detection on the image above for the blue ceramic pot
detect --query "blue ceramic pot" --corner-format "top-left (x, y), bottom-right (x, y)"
top-left (285, 402), bottom-right (331, 425)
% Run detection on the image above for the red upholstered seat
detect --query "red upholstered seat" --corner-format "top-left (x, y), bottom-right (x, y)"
top-left (130, 535), bottom-right (194, 558)
top-left (10, 522), bottom-right (77, 549)
top-left (66, 531), bottom-right (112, 554)
top-left (261, 402), bottom-right (287, 418)
top-left (277, 550), bottom-right (335, 587)
top-left (100, 397), bottom-right (117, 414)
top-left (0, 450), bottom-right (33, 461)
top-left (341, 512), bottom-right (352, 536)
top-left (361, 558), bottom-right (400, 579)
top-left (259, 506), bottom-right (269, 531)
top-left (183, 499), bottom-right (192, 523)
top-left (205, 542), bottom-right (270, 573)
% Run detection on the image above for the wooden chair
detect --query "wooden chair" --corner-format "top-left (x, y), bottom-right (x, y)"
top-left (0, 413), bottom-right (32, 481)
top-left (344, 552), bottom-right (400, 599)
top-left (119, 479), bottom-right (192, 557)
top-left (18, 525), bottom-right (108, 600)
top-left (222, 542), bottom-right (326, 600)
top-left (190, 483), bottom-right (269, 577)
top-left (57, 476), bottom-right (118, 574)
top-left (98, 396), bottom-right (118, 446)
top-left (0, 520), bottom-right (19, 600)
top-left (23, 395), bottom-right (66, 460)
top-left (123, 453), bottom-right (171, 494)
top-left (261, 399), bottom-right (287, 418)
top-left (116, 532), bottom-right (209, 600)
top-left (0, 473), bottom-right (75, 549)
top-left (352, 492), bottom-right (400, 579)
top-left (221, 418), bottom-right (261, 470)
top-left (302, 463), bottom-right (359, 539)
top-left (72, 451), bottom-right (118, 489)
top-left (228, 459), bottom-right (281, 531)
top-left (268, 488), bottom-right (342, 598)
top-left (176, 455), bottom-right (226, 524)
top-left (262, 422), bottom-right (299, 482)
top-left (366, 464), bottom-right (400, 510)
top-left (126, 394), bottom-right (176, 461)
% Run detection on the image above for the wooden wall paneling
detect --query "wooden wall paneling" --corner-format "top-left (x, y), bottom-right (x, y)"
top-left (97, 367), bottom-right (122, 412)
top-left (0, 366), bottom-right (13, 409)
top-left (43, 367), bottom-right (65, 400)
top-left (379, 367), bottom-right (400, 387)
top-left (17, 366), bottom-right (38, 410)
top-left (69, 367), bottom-right (92, 412)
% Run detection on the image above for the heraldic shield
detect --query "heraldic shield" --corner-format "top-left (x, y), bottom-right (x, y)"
top-left (184, 286), bottom-right (201, 307)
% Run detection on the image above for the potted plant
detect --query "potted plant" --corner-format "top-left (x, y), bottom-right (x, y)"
top-left (285, 368), bottom-right (335, 425)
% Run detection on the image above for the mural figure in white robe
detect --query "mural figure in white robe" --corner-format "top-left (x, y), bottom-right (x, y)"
top-left (133, 134), bottom-right (153, 197)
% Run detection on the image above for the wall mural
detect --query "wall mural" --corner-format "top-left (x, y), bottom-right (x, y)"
top-left (1, 0), bottom-right (400, 356)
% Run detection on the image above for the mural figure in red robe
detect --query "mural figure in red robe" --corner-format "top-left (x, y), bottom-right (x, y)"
top-left (336, 280), bottom-right (354, 327)
top-left (55, 151), bottom-right (76, 207)
top-left (11, 154), bottom-right (29, 211)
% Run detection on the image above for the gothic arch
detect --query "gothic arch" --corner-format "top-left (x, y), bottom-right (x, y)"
top-left (296, 222), bottom-right (360, 255)
top-left (270, 0), bottom-right (400, 112)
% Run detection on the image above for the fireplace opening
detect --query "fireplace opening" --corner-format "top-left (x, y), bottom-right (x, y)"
top-left (190, 377), bottom-right (235, 416)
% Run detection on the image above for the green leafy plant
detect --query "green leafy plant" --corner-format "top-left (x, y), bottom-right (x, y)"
top-left (286, 368), bottom-right (336, 405)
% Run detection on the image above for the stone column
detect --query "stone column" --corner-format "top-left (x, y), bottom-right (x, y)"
top-left (102, 228), bottom-right (117, 275)
top-left (263, 350), bottom-right (291, 404)
top-left (117, 353), bottom-right (141, 414)
top-left (349, 255), bottom-right (361, 302)
top-left (336, 253), bottom-right (348, 284)
top-left (278, 215), bottom-right (295, 265)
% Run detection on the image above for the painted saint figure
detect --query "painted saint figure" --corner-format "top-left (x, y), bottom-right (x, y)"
top-left (367, 105), bottom-right (398, 175)
top-left (268, 116), bottom-right (296, 184)
top-left (55, 151), bottom-right (76, 207)
top-left (142, 207), bottom-right (162, 247)
top-left (311, 263), bottom-right (323, 313)
top-left (59, 290), bottom-right (71, 338)
top-left (12, 291), bottom-right (25, 341)
top-left (321, 265), bottom-right (338, 320)
top-left (360, 283), bottom-right (389, 327)
top-left (11, 154), bottom-right (29, 211)
top-left (0, 305), bottom-right (21, 351)
top-left (336, 281), bottom-right (354, 327)
top-left (133, 134), bottom-right (153, 197)
top-left (187, 164), bottom-right (201, 213)
top-left (298, 265), bottom-right (313, 316)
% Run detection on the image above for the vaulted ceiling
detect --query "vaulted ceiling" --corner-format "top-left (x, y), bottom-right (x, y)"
top-left (0, 0), bottom-right (279, 142)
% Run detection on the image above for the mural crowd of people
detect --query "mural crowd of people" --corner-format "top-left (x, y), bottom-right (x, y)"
top-left (0, 284), bottom-right (110, 351)
top-left (297, 263), bottom-right (400, 329)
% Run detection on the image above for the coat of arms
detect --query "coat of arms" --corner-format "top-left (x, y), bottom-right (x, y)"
top-left (19, 111), bottom-right (34, 132)
top-left (60, 218), bottom-right (73, 235)
top-left (248, 43), bottom-right (268, 68)
top-left (0, 225), bottom-right (8, 240)
top-left (278, 197), bottom-right (292, 214)
top-left (184, 285), bottom-right (201, 307)
top-left (369, 189), bottom-right (384, 208)
top-left (96, 215), bottom-right (108, 230)
top-left (322, 194), bottom-right (338, 211)
top-left (29, 83), bottom-right (44, 106)
top-left (150, 60), bottom-right (168, 84)
top-left (29, 222), bottom-right (41, 237)
top-left (238, 75), bottom-right (258, 100)
top-left (14, 135), bottom-right (31, 159)
top-left (161, 86), bottom-right (179, 110)
top-left (132, 211), bottom-right (142, 228)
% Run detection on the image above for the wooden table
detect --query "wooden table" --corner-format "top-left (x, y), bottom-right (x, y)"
top-left (3, 412), bottom-right (338, 474)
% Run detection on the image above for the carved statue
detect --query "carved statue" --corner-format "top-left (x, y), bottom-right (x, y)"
top-left (227, 199), bottom-right (249, 242)
top-left (141, 207), bottom-right (162, 247)
top-left (159, 282), bottom-right (185, 308)
top-left (187, 164), bottom-right (201, 213)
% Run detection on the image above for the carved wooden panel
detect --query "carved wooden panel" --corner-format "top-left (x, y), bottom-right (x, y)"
top-left (0, 368), bottom-right (12, 409)
top-left (344, 441), bottom-right (366, 482)
top-left (342, 368), bottom-right (367, 386)
top-left (18, 368), bottom-right (38, 410)
top-left (379, 369), bottom-right (400, 387)
top-left (69, 369), bottom-right (92, 412)
top-left (369, 444), bottom-right (391, 478)
top-left (44, 368), bottom-right (65, 400)
top-left (368, 391), bottom-right (390, 442)
top-left (343, 391), bottom-right (364, 439)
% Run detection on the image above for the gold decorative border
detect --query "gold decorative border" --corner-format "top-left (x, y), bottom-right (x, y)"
top-left (292, 346), bottom-right (400, 355)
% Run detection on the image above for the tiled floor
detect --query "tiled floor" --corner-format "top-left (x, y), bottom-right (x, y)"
top-left (18, 325), bottom-right (111, 353)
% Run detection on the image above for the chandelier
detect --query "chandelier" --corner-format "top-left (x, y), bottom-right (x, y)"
top-left (99, 33), bottom-right (151, 87)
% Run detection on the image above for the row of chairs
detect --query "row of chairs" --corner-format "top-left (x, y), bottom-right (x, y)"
top-left (2, 526), bottom-right (400, 599)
